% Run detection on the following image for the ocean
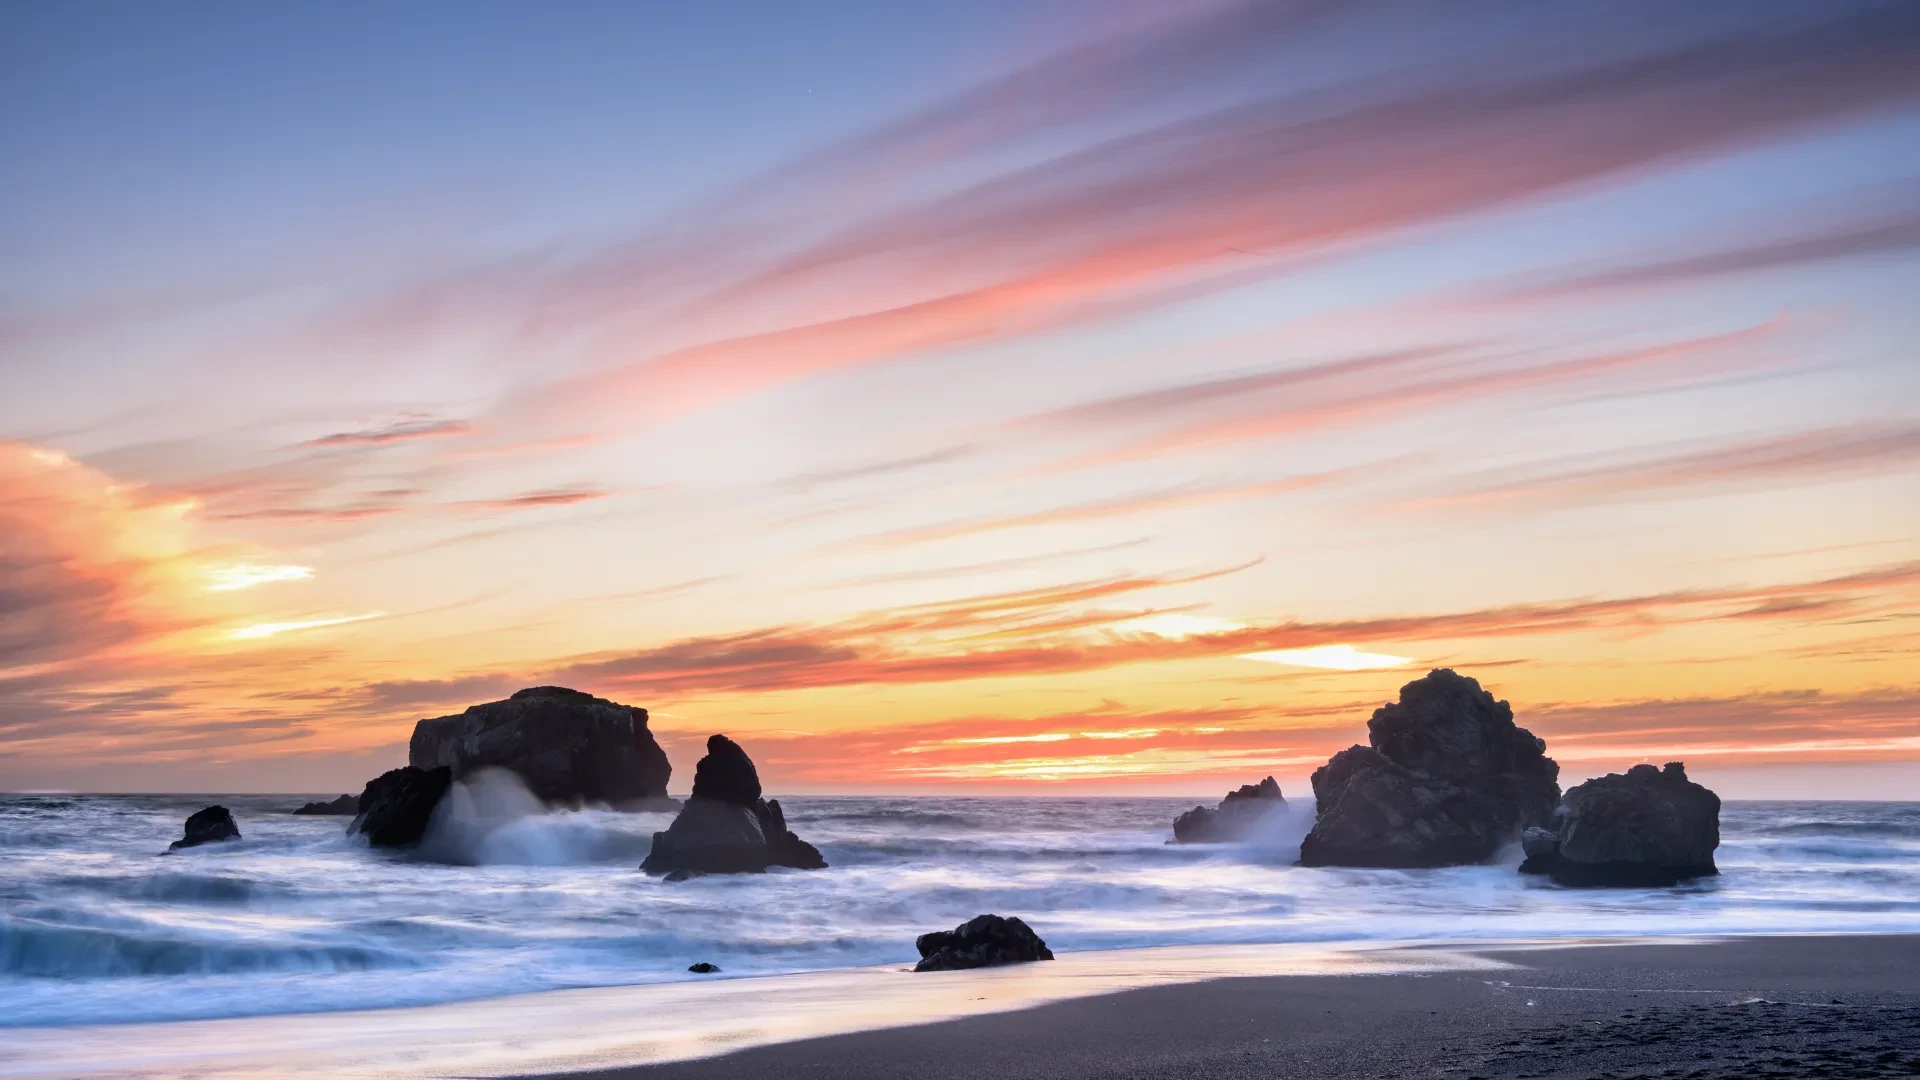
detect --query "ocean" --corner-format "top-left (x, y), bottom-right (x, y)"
top-left (3, 786), bottom-right (1917, 1029)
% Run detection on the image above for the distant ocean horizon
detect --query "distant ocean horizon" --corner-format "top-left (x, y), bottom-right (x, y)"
top-left (3, 790), bottom-right (1916, 1028)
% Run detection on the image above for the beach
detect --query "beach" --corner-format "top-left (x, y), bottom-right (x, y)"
top-left (557, 934), bottom-right (1920, 1080)
top-left (4, 934), bottom-right (1913, 1079)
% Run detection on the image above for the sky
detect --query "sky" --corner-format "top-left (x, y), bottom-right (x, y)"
top-left (2, 0), bottom-right (1918, 798)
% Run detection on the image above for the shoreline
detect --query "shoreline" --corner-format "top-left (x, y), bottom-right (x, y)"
top-left (3, 933), bottom-right (1916, 1079)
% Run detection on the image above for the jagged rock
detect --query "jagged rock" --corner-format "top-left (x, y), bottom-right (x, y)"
top-left (1300, 670), bottom-right (1560, 868)
top-left (687, 962), bottom-right (720, 973)
top-left (1171, 776), bottom-right (1286, 842)
top-left (915, 915), bottom-right (1054, 972)
top-left (409, 686), bottom-right (672, 808)
top-left (169, 806), bottom-right (240, 850)
top-left (292, 794), bottom-right (357, 816)
top-left (1522, 762), bottom-right (1720, 886)
top-left (349, 765), bottom-right (452, 847)
top-left (640, 735), bottom-right (826, 875)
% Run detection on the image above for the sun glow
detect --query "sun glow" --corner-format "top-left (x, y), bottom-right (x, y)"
top-left (206, 563), bottom-right (315, 592)
top-left (1240, 644), bottom-right (1412, 671)
top-left (229, 613), bottom-right (383, 640)
top-left (1116, 613), bottom-right (1246, 639)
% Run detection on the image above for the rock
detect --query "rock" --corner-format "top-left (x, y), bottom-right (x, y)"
top-left (640, 735), bottom-right (826, 875)
top-left (662, 868), bottom-right (705, 883)
top-left (914, 914), bottom-right (1054, 972)
top-left (690, 734), bottom-right (761, 804)
top-left (349, 765), bottom-right (453, 847)
top-left (1299, 669), bottom-right (1560, 868)
top-left (1528, 762), bottom-right (1720, 886)
top-left (687, 962), bottom-right (720, 973)
top-left (1171, 776), bottom-right (1286, 842)
top-left (292, 794), bottom-right (357, 816)
top-left (169, 806), bottom-right (240, 850)
top-left (1518, 826), bottom-right (1560, 874)
top-left (409, 686), bottom-right (672, 808)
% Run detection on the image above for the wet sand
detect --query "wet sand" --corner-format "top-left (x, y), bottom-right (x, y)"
top-left (546, 935), bottom-right (1920, 1080)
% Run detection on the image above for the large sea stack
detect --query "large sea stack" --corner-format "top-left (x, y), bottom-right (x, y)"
top-left (1299, 669), bottom-right (1560, 868)
top-left (1171, 776), bottom-right (1286, 843)
top-left (1520, 762), bottom-right (1720, 886)
top-left (640, 734), bottom-right (826, 875)
top-left (410, 686), bottom-right (672, 808)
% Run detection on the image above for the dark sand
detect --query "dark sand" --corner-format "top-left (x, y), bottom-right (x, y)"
top-left (543, 935), bottom-right (1920, 1080)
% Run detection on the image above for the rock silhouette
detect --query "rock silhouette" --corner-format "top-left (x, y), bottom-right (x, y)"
top-left (348, 765), bottom-right (452, 847)
top-left (169, 806), bottom-right (240, 850)
top-left (291, 794), bottom-right (357, 816)
top-left (1300, 669), bottom-right (1560, 868)
top-left (640, 735), bottom-right (826, 875)
top-left (915, 914), bottom-right (1054, 972)
top-left (1171, 776), bottom-right (1286, 843)
top-left (1520, 762), bottom-right (1720, 886)
top-left (409, 686), bottom-right (672, 808)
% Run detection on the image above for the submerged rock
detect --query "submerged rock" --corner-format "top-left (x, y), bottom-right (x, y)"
top-left (640, 735), bottom-right (826, 875)
top-left (1521, 762), bottom-right (1720, 886)
top-left (409, 686), bottom-right (673, 808)
top-left (687, 962), bottom-right (720, 973)
top-left (915, 914), bottom-right (1054, 972)
top-left (1300, 669), bottom-right (1560, 868)
top-left (1171, 776), bottom-right (1286, 843)
top-left (292, 794), bottom-right (357, 816)
top-left (169, 806), bottom-right (240, 850)
top-left (349, 765), bottom-right (453, 847)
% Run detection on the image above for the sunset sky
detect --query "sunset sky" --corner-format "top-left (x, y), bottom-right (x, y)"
top-left (3, 0), bottom-right (1918, 798)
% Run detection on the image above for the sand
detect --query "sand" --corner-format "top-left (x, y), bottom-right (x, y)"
top-left (540, 935), bottom-right (1920, 1080)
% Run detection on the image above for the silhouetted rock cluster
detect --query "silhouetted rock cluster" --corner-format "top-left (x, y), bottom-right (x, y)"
top-left (169, 806), bottom-right (240, 850)
top-left (1300, 669), bottom-right (1561, 868)
top-left (410, 686), bottom-right (673, 808)
top-left (1171, 776), bottom-right (1286, 843)
top-left (292, 794), bottom-right (357, 815)
top-left (914, 914), bottom-right (1054, 972)
top-left (1520, 762), bottom-right (1720, 886)
top-left (349, 765), bottom-right (452, 847)
top-left (641, 735), bottom-right (827, 875)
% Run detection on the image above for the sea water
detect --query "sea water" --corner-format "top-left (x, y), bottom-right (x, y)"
top-left (2, 785), bottom-right (1916, 1028)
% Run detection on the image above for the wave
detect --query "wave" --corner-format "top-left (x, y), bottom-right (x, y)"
top-left (414, 769), bottom-right (655, 866)
top-left (0, 916), bottom-right (417, 978)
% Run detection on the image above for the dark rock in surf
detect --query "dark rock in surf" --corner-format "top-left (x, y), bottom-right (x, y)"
top-left (915, 914), bottom-right (1054, 972)
top-left (1171, 776), bottom-right (1287, 842)
top-left (292, 794), bottom-right (357, 816)
top-left (687, 962), bottom-right (720, 973)
top-left (1300, 669), bottom-right (1560, 868)
top-left (169, 805), bottom-right (240, 850)
top-left (409, 686), bottom-right (673, 809)
top-left (349, 765), bottom-right (452, 847)
top-left (1518, 826), bottom-right (1560, 874)
top-left (640, 735), bottom-right (826, 875)
top-left (1521, 762), bottom-right (1720, 886)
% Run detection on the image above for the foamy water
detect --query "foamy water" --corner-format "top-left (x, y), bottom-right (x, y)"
top-left (2, 782), bottom-right (1916, 1028)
